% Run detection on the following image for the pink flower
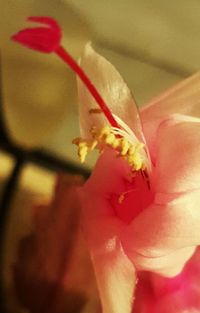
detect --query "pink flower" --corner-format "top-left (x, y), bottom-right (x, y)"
top-left (77, 46), bottom-right (200, 313)
top-left (12, 16), bottom-right (200, 313)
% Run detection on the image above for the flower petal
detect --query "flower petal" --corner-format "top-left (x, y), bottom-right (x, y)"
top-left (132, 248), bottom-right (200, 312)
top-left (91, 237), bottom-right (136, 313)
top-left (142, 72), bottom-right (200, 120)
top-left (77, 44), bottom-right (143, 141)
top-left (121, 187), bottom-right (200, 277)
top-left (80, 187), bottom-right (136, 313)
top-left (141, 72), bottom-right (200, 159)
top-left (154, 114), bottom-right (200, 193)
top-left (80, 152), bottom-right (139, 313)
top-left (84, 149), bottom-right (130, 201)
top-left (151, 247), bottom-right (200, 312)
top-left (121, 113), bottom-right (200, 276)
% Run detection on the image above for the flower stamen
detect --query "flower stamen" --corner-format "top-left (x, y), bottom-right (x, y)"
top-left (73, 125), bottom-right (147, 171)
top-left (118, 188), bottom-right (136, 204)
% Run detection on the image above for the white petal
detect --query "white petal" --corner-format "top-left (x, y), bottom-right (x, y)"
top-left (77, 43), bottom-right (143, 141)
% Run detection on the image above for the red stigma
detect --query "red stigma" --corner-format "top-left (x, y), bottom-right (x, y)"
top-left (11, 16), bottom-right (119, 128)
top-left (11, 16), bottom-right (61, 53)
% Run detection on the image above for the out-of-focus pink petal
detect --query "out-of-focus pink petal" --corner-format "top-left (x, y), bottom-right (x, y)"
top-left (77, 44), bottom-right (143, 140)
top-left (154, 114), bottom-right (200, 193)
top-left (11, 16), bottom-right (61, 53)
top-left (142, 72), bottom-right (200, 120)
top-left (141, 72), bottom-right (200, 160)
top-left (150, 247), bottom-right (200, 313)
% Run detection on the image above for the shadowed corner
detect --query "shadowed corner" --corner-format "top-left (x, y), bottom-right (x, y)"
top-left (13, 259), bottom-right (88, 313)
top-left (2, 173), bottom-right (98, 313)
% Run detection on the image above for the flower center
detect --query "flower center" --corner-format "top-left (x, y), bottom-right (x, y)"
top-left (110, 171), bottom-right (154, 223)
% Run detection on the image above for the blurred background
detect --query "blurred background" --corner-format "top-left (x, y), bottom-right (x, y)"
top-left (0, 0), bottom-right (200, 312)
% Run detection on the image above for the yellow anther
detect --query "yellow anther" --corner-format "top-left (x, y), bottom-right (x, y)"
top-left (128, 152), bottom-right (143, 171)
top-left (118, 188), bottom-right (136, 204)
top-left (78, 142), bottom-right (87, 148)
top-left (112, 138), bottom-right (120, 149)
top-left (73, 125), bottom-right (146, 171)
top-left (78, 142), bottom-right (89, 163)
top-left (99, 126), bottom-right (111, 139)
top-left (134, 159), bottom-right (143, 171)
top-left (120, 138), bottom-right (130, 156)
top-left (105, 133), bottom-right (116, 145)
top-left (90, 140), bottom-right (98, 150)
top-left (135, 142), bottom-right (144, 152)
top-left (128, 145), bottom-right (136, 155)
top-left (127, 154), bottom-right (134, 166)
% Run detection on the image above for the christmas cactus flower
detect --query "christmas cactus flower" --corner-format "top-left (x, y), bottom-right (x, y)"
top-left (12, 17), bottom-right (200, 313)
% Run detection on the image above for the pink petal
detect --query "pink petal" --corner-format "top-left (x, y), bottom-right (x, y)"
top-left (132, 248), bottom-right (200, 312)
top-left (121, 115), bottom-right (200, 276)
top-left (142, 72), bottom-right (200, 120)
top-left (121, 189), bottom-right (200, 276)
top-left (79, 148), bottom-right (153, 312)
top-left (154, 114), bottom-right (200, 193)
top-left (80, 188), bottom-right (136, 313)
top-left (91, 243), bottom-right (136, 313)
top-left (11, 16), bottom-right (61, 53)
top-left (151, 247), bottom-right (200, 312)
top-left (141, 72), bottom-right (200, 160)
top-left (77, 44), bottom-right (143, 140)
top-left (132, 271), bottom-right (155, 313)
top-left (84, 149), bottom-right (130, 199)
top-left (126, 115), bottom-right (200, 273)
top-left (82, 149), bottom-right (153, 224)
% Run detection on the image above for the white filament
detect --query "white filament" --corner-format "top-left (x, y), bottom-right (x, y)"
top-left (112, 114), bottom-right (151, 172)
